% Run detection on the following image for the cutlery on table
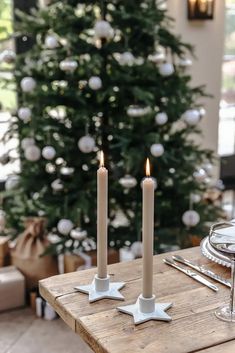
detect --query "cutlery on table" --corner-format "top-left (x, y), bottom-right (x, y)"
top-left (172, 254), bottom-right (231, 288)
top-left (163, 258), bottom-right (218, 292)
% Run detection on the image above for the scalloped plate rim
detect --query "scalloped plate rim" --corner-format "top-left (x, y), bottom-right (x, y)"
top-left (200, 236), bottom-right (231, 268)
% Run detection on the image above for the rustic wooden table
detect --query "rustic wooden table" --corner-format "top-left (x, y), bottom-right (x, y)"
top-left (39, 247), bottom-right (235, 353)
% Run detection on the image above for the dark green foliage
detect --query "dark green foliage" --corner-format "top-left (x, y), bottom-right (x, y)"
top-left (2, 0), bottom-right (222, 253)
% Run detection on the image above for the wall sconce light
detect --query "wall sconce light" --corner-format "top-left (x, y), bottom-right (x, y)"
top-left (187, 0), bottom-right (215, 20)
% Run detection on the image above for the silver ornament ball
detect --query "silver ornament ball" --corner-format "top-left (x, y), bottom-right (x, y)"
top-left (182, 109), bottom-right (200, 126)
top-left (88, 76), bottom-right (102, 90)
top-left (94, 20), bottom-right (114, 40)
top-left (182, 210), bottom-right (200, 227)
top-left (119, 52), bottom-right (135, 66)
top-left (193, 169), bottom-right (207, 182)
top-left (78, 135), bottom-right (95, 153)
top-left (131, 241), bottom-right (143, 258)
top-left (155, 112), bottom-right (168, 125)
top-left (159, 62), bottom-right (174, 76)
top-left (21, 137), bottom-right (35, 150)
top-left (24, 145), bottom-right (41, 162)
top-left (45, 34), bottom-right (58, 49)
top-left (150, 143), bottom-right (164, 157)
top-left (18, 107), bottom-right (31, 122)
top-left (5, 175), bottom-right (20, 190)
top-left (42, 146), bottom-right (56, 160)
top-left (57, 219), bottom-right (74, 236)
top-left (20, 77), bottom-right (36, 92)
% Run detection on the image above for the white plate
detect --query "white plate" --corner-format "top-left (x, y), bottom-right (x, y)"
top-left (200, 236), bottom-right (231, 268)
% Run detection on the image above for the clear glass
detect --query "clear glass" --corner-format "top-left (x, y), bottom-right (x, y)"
top-left (209, 222), bottom-right (235, 322)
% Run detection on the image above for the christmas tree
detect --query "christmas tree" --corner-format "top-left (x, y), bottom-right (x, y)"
top-left (1, 0), bottom-right (222, 254)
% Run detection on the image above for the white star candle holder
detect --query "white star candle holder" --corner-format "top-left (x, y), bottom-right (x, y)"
top-left (74, 275), bottom-right (125, 303)
top-left (117, 294), bottom-right (172, 325)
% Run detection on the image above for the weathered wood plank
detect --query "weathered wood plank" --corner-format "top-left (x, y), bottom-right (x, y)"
top-left (198, 340), bottom-right (235, 352)
top-left (39, 247), bottom-right (233, 353)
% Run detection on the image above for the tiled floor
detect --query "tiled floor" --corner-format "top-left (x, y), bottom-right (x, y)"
top-left (0, 307), bottom-right (92, 353)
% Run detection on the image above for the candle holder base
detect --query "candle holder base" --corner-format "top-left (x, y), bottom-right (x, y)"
top-left (117, 294), bottom-right (173, 325)
top-left (74, 275), bottom-right (125, 303)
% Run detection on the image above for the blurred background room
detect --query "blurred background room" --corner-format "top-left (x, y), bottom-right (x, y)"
top-left (0, 0), bottom-right (234, 352)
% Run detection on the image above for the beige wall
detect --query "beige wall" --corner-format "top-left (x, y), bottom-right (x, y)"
top-left (167, 0), bottom-right (225, 159)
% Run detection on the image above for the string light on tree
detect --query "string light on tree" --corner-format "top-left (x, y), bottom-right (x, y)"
top-left (51, 178), bottom-right (63, 191)
top-left (119, 175), bottom-right (137, 189)
top-left (59, 59), bottom-right (78, 72)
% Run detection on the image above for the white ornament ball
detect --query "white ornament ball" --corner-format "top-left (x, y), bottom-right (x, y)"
top-left (45, 34), bottom-right (58, 49)
top-left (0, 49), bottom-right (16, 64)
top-left (24, 145), bottom-right (41, 162)
top-left (59, 59), bottom-right (78, 72)
top-left (193, 168), bottom-right (207, 182)
top-left (150, 143), bottom-right (164, 157)
top-left (42, 146), bottom-right (56, 160)
top-left (51, 179), bottom-right (63, 191)
top-left (0, 210), bottom-right (6, 231)
top-left (131, 241), bottom-right (143, 258)
top-left (94, 20), bottom-right (114, 40)
top-left (155, 112), bottom-right (168, 125)
top-left (57, 219), bottom-right (74, 236)
top-left (182, 210), bottom-right (200, 227)
top-left (203, 163), bottom-right (213, 175)
top-left (159, 62), bottom-right (174, 76)
top-left (119, 52), bottom-right (135, 66)
top-left (190, 193), bottom-right (201, 203)
top-left (21, 137), bottom-right (35, 150)
top-left (183, 109), bottom-right (200, 126)
top-left (78, 135), bottom-right (95, 153)
top-left (88, 76), bottom-right (102, 90)
top-left (119, 175), bottom-right (137, 189)
top-left (18, 107), bottom-right (31, 122)
top-left (70, 227), bottom-right (87, 240)
top-left (5, 175), bottom-right (20, 190)
top-left (20, 77), bottom-right (36, 92)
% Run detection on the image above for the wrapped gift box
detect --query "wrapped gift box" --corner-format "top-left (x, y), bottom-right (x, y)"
top-left (0, 266), bottom-right (25, 312)
top-left (64, 248), bottom-right (119, 273)
top-left (0, 236), bottom-right (10, 267)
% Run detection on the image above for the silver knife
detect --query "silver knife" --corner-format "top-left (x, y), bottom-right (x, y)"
top-left (163, 258), bottom-right (218, 292)
top-left (172, 254), bottom-right (231, 288)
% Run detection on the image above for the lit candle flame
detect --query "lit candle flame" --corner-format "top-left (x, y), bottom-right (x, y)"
top-left (100, 151), bottom-right (104, 167)
top-left (146, 158), bottom-right (151, 177)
